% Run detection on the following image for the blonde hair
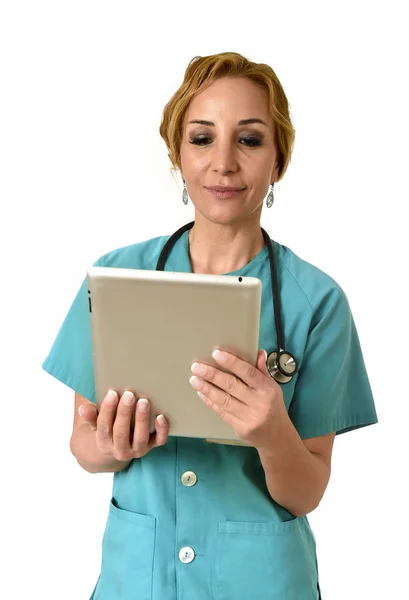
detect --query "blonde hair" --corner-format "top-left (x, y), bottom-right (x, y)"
top-left (159, 51), bottom-right (296, 183)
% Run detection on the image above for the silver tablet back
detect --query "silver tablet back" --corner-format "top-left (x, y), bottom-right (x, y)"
top-left (87, 267), bottom-right (262, 442)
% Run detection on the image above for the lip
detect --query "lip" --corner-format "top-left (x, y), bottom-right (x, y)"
top-left (206, 186), bottom-right (245, 192)
top-left (206, 187), bottom-right (245, 199)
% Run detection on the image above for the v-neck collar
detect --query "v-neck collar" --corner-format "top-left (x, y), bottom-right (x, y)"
top-left (165, 229), bottom-right (269, 275)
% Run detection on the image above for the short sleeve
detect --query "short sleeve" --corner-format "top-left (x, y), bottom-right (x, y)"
top-left (41, 256), bottom-right (103, 403)
top-left (288, 285), bottom-right (378, 439)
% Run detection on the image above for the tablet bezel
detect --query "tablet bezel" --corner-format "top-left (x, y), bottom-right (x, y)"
top-left (87, 266), bottom-right (262, 442)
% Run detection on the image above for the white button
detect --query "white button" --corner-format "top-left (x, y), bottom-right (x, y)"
top-left (181, 471), bottom-right (197, 487)
top-left (179, 546), bottom-right (195, 564)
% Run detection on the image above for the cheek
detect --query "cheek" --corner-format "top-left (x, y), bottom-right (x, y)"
top-left (180, 148), bottom-right (207, 177)
top-left (190, 153), bottom-right (209, 173)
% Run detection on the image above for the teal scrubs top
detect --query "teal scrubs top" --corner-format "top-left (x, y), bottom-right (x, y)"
top-left (42, 230), bottom-right (378, 600)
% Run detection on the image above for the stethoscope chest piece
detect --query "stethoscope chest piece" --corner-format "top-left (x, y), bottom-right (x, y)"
top-left (267, 350), bottom-right (297, 384)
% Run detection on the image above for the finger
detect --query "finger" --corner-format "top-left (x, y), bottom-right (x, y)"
top-left (197, 389), bottom-right (243, 429)
top-left (113, 391), bottom-right (135, 458)
top-left (256, 349), bottom-right (270, 376)
top-left (79, 403), bottom-right (98, 430)
top-left (212, 349), bottom-right (265, 390)
top-left (256, 349), bottom-right (285, 393)
top-left (190, 362), bottom-right (248, 403)
top-left (192, 377), bottom-right (244, 422)
top-left (131, 398), bottom-right (152, 453)
top-left (96, 390), bottom-right (118, 447)
top-left (151, 414), bottom-right (169, 448)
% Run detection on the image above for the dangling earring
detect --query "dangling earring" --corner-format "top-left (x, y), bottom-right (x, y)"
top-left (182, 181), bottom-right (188, 205)
top-left (266, 183), bottom-right (275, 208)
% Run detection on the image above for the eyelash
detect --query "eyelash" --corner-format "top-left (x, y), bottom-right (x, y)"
top-left (189, 136), bottom-right (262, 148)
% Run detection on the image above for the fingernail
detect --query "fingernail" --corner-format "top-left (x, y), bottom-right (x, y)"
top-left (78, 405), bottom-right (83, 417)
top-left (157, 414), bottom-right (166, 426)
top-left (137, 398), bottom-right (149, 412)
top-left (122, 391), bottom-right (134, 405)
top-left (212, 349), bottom-right (226, 362)
top-left (191, 362), bottom-right (205, 376)
top-left (105, 390), bottom-right (118, 404)
top-left (189, 376), bottom-right (201, 389)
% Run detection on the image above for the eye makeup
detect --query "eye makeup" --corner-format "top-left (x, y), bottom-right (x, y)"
top-left (188, 132), bottom-right (264, 147)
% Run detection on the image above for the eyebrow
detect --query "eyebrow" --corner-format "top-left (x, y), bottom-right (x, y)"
top-left (187, 118), bottom-right (268, 127)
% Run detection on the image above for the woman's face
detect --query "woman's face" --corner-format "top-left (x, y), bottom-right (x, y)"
top-left (179, 76), bottom-right (278, 227)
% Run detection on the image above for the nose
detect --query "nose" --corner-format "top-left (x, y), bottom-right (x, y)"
top-left (211, 139), bottom-right (239, 175)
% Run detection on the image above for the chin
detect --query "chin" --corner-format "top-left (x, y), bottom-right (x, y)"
top-left (196, 210), bottom-right (243, 226)
top-left (195, 204), bottom-right (261, 226)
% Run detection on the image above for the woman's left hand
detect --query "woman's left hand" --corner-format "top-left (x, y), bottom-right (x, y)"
top-left (189, 348), bottom-right (287, 449)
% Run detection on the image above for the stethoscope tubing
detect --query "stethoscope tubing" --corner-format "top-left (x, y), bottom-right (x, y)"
top-left (156, 221), bottom-right (297, 383)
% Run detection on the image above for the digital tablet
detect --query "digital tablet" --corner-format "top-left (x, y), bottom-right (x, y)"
top-left (87, 267), bottom-right (262, 444)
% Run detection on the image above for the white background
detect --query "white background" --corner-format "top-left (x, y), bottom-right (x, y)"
top-left (1, 1), bottom-right (407, 598)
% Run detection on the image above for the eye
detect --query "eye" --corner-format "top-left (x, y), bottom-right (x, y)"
top-left (240, 137), bottom-right (262, 147)
top-left (190, 136), bottom-right (211, 146)
top-left (189, 136), bottom-right (262, 147)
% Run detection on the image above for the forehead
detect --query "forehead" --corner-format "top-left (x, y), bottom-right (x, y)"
top-left (183, 77), bottom-right (271, 124)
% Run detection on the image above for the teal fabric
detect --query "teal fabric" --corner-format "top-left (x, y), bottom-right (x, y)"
top-left (43, 230), bottom-right (378, 600)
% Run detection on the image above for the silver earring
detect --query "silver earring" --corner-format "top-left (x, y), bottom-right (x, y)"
top-left (182, 181), bottom-right (188, 205)
top-left (266, 183), bottom-right (275, 208)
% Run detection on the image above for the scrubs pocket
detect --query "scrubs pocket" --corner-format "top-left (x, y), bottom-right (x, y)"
top-left (95, 497), bottom-right (156, 600)
top-left (215, 517), bottom-right (318, 600)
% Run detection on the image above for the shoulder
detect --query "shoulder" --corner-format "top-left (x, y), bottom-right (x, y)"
top-left (273, 239), bottom-right (350, 319)
top-left (95, 234), bottom-right (171, 270)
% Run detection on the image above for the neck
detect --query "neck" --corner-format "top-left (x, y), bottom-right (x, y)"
top-left (188, 216), bottom-right (265, 275)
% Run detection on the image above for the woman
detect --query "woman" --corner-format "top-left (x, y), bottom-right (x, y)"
top-left (42, 52), bottom-right (378, 599)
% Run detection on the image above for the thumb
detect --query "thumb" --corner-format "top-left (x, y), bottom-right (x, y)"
top-left (79, 403), bottom-right (98, 430)
top-left (256, 349), bottom-right (269, 374)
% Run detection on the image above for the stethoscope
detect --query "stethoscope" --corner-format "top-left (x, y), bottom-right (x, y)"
top-left (156, 221), bottom-right (298, 384)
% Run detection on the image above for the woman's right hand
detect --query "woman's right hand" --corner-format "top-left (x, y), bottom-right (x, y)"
top-left (79, 390), bottom-right (169, 460)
